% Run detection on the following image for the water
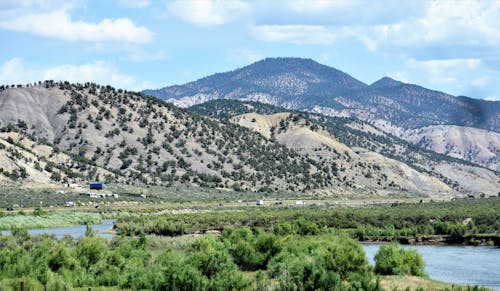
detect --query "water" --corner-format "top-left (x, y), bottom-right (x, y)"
top-left (2, 222), bottom-right (498, 289)
top-left (363, 244), bottom-right (500, 290)
top-left (1, 219), bottom-right (115, 239)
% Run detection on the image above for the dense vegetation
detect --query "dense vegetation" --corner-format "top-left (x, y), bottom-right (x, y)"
top-left (0, 211), bottom-right (100, 231)
top-left (0, 226), bottom-right (384, 290)
top-left (115, 198), bottom-right (500, 245)
top-left (0, 199), bottom-right (496, 290)
top-left (190, 99), bottom-right (287, 119)
top-left (374, 243), bottom-right (424, 276)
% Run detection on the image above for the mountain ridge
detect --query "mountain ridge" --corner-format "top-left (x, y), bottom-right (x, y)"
top-left (0, 82), bottom-right (337, 192)
top-left (144, 57), bottom-right (499, 169)
top-left (1, 82), bottom-right (498, 197)
top-left (189, 99), bottom-right (499, 197)
top-left (144, 57), bottom-right (499, 132)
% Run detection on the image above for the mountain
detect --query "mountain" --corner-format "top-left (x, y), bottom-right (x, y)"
top-left (144, 57), bottom-right (499, 132)
top-left (0, 81), bottom-right (336, 192)
top-left (144, 57), bottom-right (367, 109)
top-left (1, 82), bottom-right (498, 197)
top-left (190, 99), bottom-right (500, 197)
top-left (144, 57), bottom-right (500, 169)
top-left (401, 125), bottom-right (500, 172)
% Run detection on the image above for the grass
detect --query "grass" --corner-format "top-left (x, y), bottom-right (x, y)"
top-left (0, 211), bottom-right (101, 230)
top-left (379, 275), bottom-right (493, 291)
top-left (0, 278), bottom-right (123, 291)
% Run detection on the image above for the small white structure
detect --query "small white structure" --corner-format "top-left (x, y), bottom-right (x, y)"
top-left (256, 200), bottom-right (265, 206)
top-left (65, 201), bottom-right (76, 207)
top-left (294, 200), bottom-right (304, 205)
top-left (140, 194), bottom-right (147, 198)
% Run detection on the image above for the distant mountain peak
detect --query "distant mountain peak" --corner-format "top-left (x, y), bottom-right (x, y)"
top-left (370, 76), bottom-right (404, 88)
top-left (144, 57), bottom-right (368, 108)
top-left (142, 58), bottom-right (499, 133)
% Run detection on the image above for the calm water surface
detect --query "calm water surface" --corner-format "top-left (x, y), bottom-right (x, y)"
top-left (363, 244), bottom-right (500, 290)
top-left (1, 219), bottom-right (115, 239)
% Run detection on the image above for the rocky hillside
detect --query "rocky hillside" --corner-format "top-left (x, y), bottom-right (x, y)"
top-left (145, 57), bottom-right (499, 132)
top-left (401, 125), bottom-right (500, 172)
top-left (144, 57), bottom-right (366, 109)
top-left (0, 81), bottom-right (335, 192)
top-left (0, 131), bottom-right (116, 187)
top-left (1, 82), bottom-right (497, 197)
top-left (145, 57), bottom-right (499, 169)
top-left (190, 100), bottom-right (500, 197)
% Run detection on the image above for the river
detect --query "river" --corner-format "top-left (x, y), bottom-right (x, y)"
top-left (2, 221), bottom-right (498, 289)
top-left (363, 244), bottom-right (500, 290)
top-left (0, 219), bottom-right (115, 239)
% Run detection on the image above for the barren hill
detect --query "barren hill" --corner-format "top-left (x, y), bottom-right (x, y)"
top-left (401, 125), bottom-right (500, 172)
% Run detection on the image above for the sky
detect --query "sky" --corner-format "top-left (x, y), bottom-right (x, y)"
top-left (0, 0), bottom-right (499, 100)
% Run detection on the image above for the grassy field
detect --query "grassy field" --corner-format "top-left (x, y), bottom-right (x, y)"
top-left (110, 197), bottom-right (500, 246)
top-left (379, 275), bottom-right (493, 291)
top-left (0, 182), bottom-right (434, 209)
top-left (0, 211), bottom-right (101, 230)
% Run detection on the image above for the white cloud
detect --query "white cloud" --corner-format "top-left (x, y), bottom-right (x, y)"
top-left (409, 58), bottom-right (481, 72)
top-left (0, 58), bottom-right (36, 85)
top-left (0, 9), bottom-right (153, 44)
top-left (408, 58), bottom-right (481, 85)
top-left (119, 0), bottom-right (150, 8)
top-left (168, 0), bottom-right (249, 26)
top-left (367, 1), bottom-right (500, 50)
top-left (126, 49), bottom-right (167, 62)
top-left (470, 77), bottom-right (490, 89)
top-left (485, 96), bottom-right (500, 101)
top-left (0, 58), bottom-right (140, 90)
top-left (226, 48), bottom-right (262, 64)
top-left (251, 25), bottom-right (337, 45)
top-left (43, 61), bottom-right (136, 88)
top-left (288, 0), bottom-right (351, 14)
top-left (387, 71), bottom-right (409, 83)
top-left (391, 57), bottom-right (499, 99)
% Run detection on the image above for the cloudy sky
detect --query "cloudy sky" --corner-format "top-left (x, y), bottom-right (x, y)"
top-left (0, 0), bottom-right (499, 100)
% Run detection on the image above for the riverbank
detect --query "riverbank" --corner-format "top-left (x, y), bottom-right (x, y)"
top-left (380, 275), bottom-right (495, 291)
top-left (0, 212), bottom-right (101, 231)
top-left (360, 234), bottom-right (500, 247)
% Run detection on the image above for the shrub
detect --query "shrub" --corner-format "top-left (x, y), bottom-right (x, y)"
top-left (374, 243), bottom-right (425, 276)
top-left (189, 236), bottom-right (250, 290)
top-left (268, 234), bottom-right (374, 290)
top-left (222, 227), bottom-right (281, 271)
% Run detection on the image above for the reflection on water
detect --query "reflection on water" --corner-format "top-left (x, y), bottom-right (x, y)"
top-left (1, 219), bottom-right (115, 239)
top-left (363, 244), bottom-right (500, 290)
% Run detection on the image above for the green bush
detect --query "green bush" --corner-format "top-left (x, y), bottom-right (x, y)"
top-left (374, 243), bottom-right (425, 276)
top-left (268, 234), bottom-right (377, 290)
top-left (189, 235), bottom-right (250, 290)
top-left (222, 227), bottom-right (281, 271)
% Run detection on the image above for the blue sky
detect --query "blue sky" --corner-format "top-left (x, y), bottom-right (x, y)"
top-left (0, 0), bottom-right (499, 100)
